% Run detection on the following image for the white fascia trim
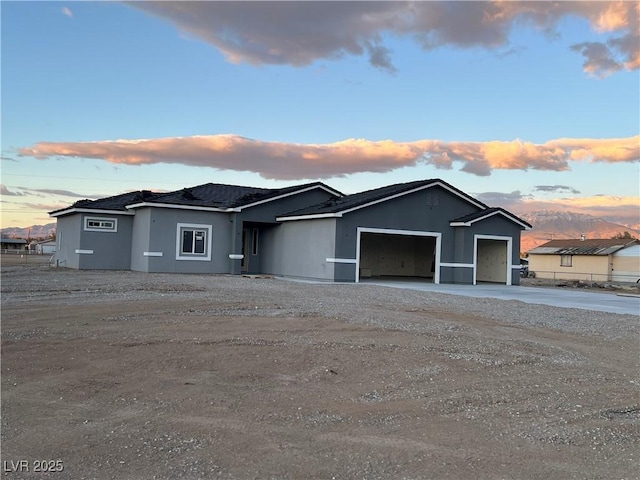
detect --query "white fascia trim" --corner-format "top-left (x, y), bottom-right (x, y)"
top-left (276, 181), bottom-right (486, 222)
top-left (276, 212), bottom-right (341, 222)
top-left (75, 249), bottom-right (94, 254)
top-left (326, 258), bottom-right (357, 264)
top-left (358, 227), bottom-right (442, 237)
top-left (143, 251), bottom-right (163, 257)
top-left (440, 262), bottom-right (474, 268)
top-left (341, 181), bottom-right (486, 216)
top-left (450, 210), bottom-right (532, 231)
top-left (237, 185), bottom-right (343, 211)
top-left (126, 202), bottom-right (228, 213)
top-left (50, 208), bottom-right (134, 218)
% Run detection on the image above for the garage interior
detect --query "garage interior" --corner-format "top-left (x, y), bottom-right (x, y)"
top-left (475, 238), bottom-right (508, 284)
top-left (359, 232), bottom-right (436, 281)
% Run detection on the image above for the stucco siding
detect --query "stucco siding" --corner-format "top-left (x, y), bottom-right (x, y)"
top-left (261, 218), bottom-right (336, 281)
top-left (136, 209), bottom-right (231, 274)
top-left (130, 208), bottom-right (152, 272)
top-left (75, 214), bottom-right (133, 270)
top-left (54, 215), bottom-right (82, 269)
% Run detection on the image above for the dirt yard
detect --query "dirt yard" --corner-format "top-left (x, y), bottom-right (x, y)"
top-left (1, 255), bottom-right (638, 479)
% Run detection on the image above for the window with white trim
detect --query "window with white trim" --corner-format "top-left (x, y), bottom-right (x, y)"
top-left (84, 217), bottom-right (117, 232)
top-left (560, 254), bottom-right (572, 267)
top-left (176, 223), bottom-right (212, 261)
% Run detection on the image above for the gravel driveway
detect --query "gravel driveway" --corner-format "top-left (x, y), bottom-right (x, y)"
top-left (2, 259), bottom-right (639, 479)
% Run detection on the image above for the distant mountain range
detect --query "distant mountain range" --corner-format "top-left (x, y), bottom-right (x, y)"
top-left (1, 223), bottom-right (57, 240)
top-left (518, 210), bottom-right (639, 253)
top-left (2, 213), bottom-right (637, 253)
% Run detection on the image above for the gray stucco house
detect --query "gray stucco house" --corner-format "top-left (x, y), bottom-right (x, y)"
top-left (50, 179), bottom-right (531, 285)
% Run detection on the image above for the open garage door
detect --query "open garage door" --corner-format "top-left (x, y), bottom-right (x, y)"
top-left (474, 235), bottom-right (512, 285)
top-left (356, 228), bottom-right (440, 283)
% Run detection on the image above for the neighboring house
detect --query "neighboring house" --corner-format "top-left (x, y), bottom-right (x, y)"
top-left (31, 240), bottom-right (57, 255)
top-left (1, 237), bottom-right (27, 251)
top-left (50, 179), bottom-right (531, 285)
top-left (527, 238), bottom-right (640, 283)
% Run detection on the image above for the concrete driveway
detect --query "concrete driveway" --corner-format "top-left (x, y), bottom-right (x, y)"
top-left (363, 278), bottom-right (640, 316)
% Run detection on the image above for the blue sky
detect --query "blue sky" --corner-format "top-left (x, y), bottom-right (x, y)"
top-left (1, 1), bottom-right (639, 229)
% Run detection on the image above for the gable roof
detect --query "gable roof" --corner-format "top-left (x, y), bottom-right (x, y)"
top-left (450, 207), bottom-right (532, 230)
top-left (528, 238), bottom-right (640, 255)
top-left (276, 179), bottom-right (488, 220)
top-left (50, 182), bottom-right (342, 217)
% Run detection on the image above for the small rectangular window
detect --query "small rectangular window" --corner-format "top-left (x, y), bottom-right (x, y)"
top-left (560, 254), bottom-right (572, 267)
top-left (252, 228), bottom-right (259, 255)
top-left (84, 217), bottom-right (117, 232)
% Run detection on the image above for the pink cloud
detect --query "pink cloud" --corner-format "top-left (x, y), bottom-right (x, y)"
top-left (18, 134), bottom-right (640, 180)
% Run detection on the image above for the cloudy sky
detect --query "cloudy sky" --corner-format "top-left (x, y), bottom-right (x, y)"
top-left (2, 1), bottom-right (639, 229)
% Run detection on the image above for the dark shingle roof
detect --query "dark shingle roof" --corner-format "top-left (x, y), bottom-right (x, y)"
top-left (451, 207), bottom-right (532, 229)
top-left (49, 182), bottom-right (341, 215)
top-left (147, 182), bottom-right (335, 208)
top-left (279, 179), bottom-right (487, 217)
top-left (528, 238), bottom-right (639, 255)
top-left (49, 190), bottom-right (159, 215)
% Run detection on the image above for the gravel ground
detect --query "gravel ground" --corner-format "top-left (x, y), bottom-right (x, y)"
top-left (1, 258), bottom-right (639, 479)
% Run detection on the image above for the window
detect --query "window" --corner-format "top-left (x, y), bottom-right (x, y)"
top-left (560, 254), bottom-right (572, 267)
top-left (84, 217), bottom-right (117, 232)
top-left (252, 228), bottom-right (259, 255)
top-left (176, 223), bottom-right (212, 261)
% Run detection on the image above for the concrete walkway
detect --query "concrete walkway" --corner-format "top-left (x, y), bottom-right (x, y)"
top-left (363, 279), bottom-right (640, 316)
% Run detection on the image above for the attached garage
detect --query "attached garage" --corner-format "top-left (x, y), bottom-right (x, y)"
top-left (356, 228), bottom-right (440, 282)
top-left (277, 179), bottom-right (531, 285)
top-left (474, 235), bottom-right (512, 285)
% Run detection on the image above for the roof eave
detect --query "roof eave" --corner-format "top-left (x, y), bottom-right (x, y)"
top-left (450, 210), bottom-right (532, 230)
top-left (49, 207), bottom-right (135, 218)
top-left (236, 184), bottom-right (343, 211)
top-left (276, 213), bottom-right (342, 222)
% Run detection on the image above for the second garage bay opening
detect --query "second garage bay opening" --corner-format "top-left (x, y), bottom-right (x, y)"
top-left (356, 228), bottom-right (441, 283)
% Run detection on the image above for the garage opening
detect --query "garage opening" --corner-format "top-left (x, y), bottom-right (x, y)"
top-left (475, 237), bottom-right (510, 284)
top-left (357, 229), bottom-right (440, 283)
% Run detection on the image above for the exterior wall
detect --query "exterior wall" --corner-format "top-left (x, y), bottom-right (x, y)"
top-left (55, 215), bottom-right (82, 269)
top-left (528, 254), bottom-right (610, 281)
top-left (468, 215), bottom-right (522, 285)
top-left (130, 208), bottom-right (152, 272)
top-left (130, 208), bottom-right (232, 274)
top-left (612, 245), bottom-right (640, 282)
top-left (260, 218), bottom-right (336, 281)
top-left (230, 187), bottom-right (341, 275)
top-left (78, 214), bottom-right (133, 270)
top-left (334, 185), bottom-right (479, 282)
